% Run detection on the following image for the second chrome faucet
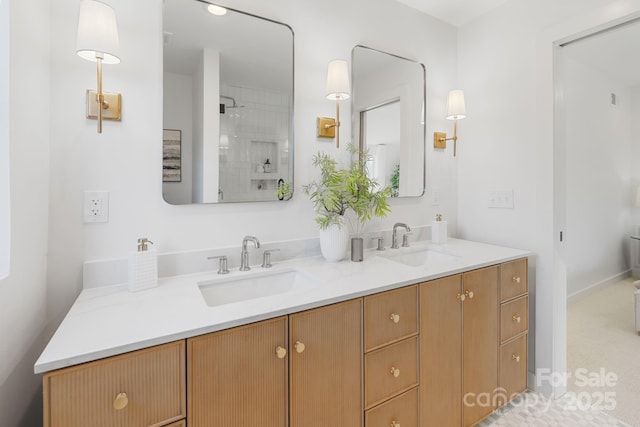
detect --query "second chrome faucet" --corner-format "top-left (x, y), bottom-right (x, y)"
top-left (240, 236), bottom-right (260, 271)
top-left (391, 223), bottom-right (411, 249)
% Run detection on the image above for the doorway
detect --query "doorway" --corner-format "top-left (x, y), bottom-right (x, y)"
top-left (555, 18), bottom-right (640, 425)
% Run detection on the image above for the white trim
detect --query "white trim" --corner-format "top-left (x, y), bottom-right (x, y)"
top-left (567, 270), bottom-right (631, 304)
top-left (0, 0), bottom-right (10, 280)
top-left (547, 0), bottom-right (640, 399)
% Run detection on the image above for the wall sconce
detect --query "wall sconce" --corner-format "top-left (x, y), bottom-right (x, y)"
top-left (317, 59), bottom-right (351, 148)
top-left (76, 0), bottom-right (122, 134)
top-left (434, 89), bottom-right (466, 156)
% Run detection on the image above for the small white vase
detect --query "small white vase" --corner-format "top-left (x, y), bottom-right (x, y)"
top-left (319, 223), bottom-right (349, 262)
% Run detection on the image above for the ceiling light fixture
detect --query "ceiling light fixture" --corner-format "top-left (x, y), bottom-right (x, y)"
top-left (207, 4), bottom-right (227, 16)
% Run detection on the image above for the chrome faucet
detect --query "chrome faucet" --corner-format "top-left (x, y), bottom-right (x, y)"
top-left (391, 223), bottom-right (411, 249)
top-left (240, 236), bottom-right (260, 271)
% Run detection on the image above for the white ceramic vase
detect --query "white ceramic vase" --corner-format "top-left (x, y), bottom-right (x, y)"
top-left (319, 222), bottom-right (349, 262)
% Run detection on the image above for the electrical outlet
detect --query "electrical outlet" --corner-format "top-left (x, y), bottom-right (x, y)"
top-left (431, 187), bottom-right (441, 206)
top-left (84, 191), bottom-right (109, 223)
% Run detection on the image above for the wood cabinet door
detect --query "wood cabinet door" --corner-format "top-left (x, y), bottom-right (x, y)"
top-left (289, 299), bottom-right (363, 427)
top-left (43, 341), bottom-right (185, 427)
top-left (420, 275), bottom-right (463, 427)
top-left (187, 317), bottom-right (288, 427)
top-left (462, 266), bottom-right (499, 427)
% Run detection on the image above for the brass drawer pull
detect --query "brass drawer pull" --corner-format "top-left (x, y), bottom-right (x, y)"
top-left (512, 315), bottom-right (521, 324)
top-left (456, 293), bottom-right (466, 301)
top-left (512, 354), bottom-right (521, 362)
top-left (512, 276), bottom-right (521, 284)
top-left (276, 346), bottom-right (287, 359)
top-left (391, 422), bottom-right (401, 427)
top-left (113, 392), bottom-right (128, 410)
top-left (294, 341), bottom-right (306, 353)
top-left (390, 313), bottom-right (400, 323)
top-left (390, 367), bottom-right (400, 378)
top-left (464, 290), bottom-right (474, 299)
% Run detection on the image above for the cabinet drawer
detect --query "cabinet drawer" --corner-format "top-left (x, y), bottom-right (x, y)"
top-left (500, 296), bottom-right (528, 343)
top-left (365, 387), bottom-right (418, 427)
top-left (43, 341), bottom-right (186, 427)
top-left (364, 285), bottom-right (418, 352)
top-left (499, 334), bottom-right (528, 406)
top-left (500, 259), bottom-right (527, 302)
top-left (365, 336), bottom-right (418, 409)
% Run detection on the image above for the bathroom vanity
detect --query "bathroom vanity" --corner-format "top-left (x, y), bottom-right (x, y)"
top-left (36, 239), bottom-right (529, 427)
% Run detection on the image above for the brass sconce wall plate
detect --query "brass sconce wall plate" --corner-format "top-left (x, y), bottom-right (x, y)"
top-left (86, 90), bottom-right (122, 121)
top-left (317, 117), bottom-right (336, 138)
top-left (433, 132), bottom-right (447, 149)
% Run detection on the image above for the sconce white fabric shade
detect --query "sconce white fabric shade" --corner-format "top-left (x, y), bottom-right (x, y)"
top-left (76, 0), bottom-right (120, 64)
top-left (446, 89), bottom-right (466, 120)
top-left (326, 60), bottom-right (351, 101)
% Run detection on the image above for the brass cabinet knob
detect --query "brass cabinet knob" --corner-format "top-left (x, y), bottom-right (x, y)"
top-left (276, 346), bottom-right (287, 359)
top-left (294, 341), bottom-right (305, 353)
top-left (456, 293), bottom-right (466, 301)
top-left (464, 290), bottom-right (474, 299)
top-left (512, 354), bottom-right (521, 362)
top-left (512, 276), bottom-right (521, 284)
top-left (391, 422), bottom-right (401, 427)
top-left (390, 313), bottom-right (400, 323)
top-left (512, 315), bottom-right (521, 323)
top-left (390, 367), bottom-right (401, 378)
top-left (113, 392), bottom-right (128, 410)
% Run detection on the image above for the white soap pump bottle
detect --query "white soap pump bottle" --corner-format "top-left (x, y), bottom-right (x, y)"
top-left (431, 214), bottom-right (448, 244)
top-left (128, 237), bottom-right (158, 292)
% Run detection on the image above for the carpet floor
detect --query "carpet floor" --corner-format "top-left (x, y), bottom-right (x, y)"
top-left (567, 277), bottom-right (640, 426)
top-left (478, 276), bottom-right (638, 426)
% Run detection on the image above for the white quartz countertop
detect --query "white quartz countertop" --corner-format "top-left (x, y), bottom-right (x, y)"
top-left (35, 238), bottom-right (530, 374)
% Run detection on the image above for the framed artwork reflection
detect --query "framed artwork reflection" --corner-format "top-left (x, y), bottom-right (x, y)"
top-left (163, 129), bottom-right (181, 182)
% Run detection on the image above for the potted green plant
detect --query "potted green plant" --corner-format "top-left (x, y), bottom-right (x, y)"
top-left (303, 144), bottom-right (391, 262)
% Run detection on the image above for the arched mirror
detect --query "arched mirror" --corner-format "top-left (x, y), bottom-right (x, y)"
top-left (351, 45), bottom-right (425, 198)
top-left (163, 0), bottom-right (294, 204)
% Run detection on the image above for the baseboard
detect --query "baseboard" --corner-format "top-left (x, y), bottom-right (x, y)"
top-left (567, 270), bottom-right (631, 304)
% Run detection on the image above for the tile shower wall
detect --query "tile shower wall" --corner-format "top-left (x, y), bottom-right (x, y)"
top-left (219, 84), bottom-right (291, 202)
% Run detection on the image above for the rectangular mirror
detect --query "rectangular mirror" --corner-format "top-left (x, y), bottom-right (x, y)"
top-left (163, 0), bottom-right (294, 204)
top-left (352, 45), bottom-right (425, 198)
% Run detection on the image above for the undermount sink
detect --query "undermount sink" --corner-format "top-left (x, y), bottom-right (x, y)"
top-left (379, 247), bottom-right (460, 268)
top-left (198, 269), bottom-right (318, 307)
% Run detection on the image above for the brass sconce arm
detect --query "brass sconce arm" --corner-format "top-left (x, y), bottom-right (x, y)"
top-left (434, 118), bottom-right (460, 156)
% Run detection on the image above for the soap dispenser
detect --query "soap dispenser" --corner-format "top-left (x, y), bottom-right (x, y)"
top-left (128, 237), bottom-right (158, 292)
top-left (431, 214), bottom-right (448, 244)
top-left (263, 158), bottom-right (272, 173)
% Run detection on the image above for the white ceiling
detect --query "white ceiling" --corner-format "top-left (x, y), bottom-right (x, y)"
top-left (393, 0), bottom-right (512, 27)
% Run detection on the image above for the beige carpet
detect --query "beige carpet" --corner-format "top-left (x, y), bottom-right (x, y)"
top-left (568, 277), bottom-right (640, 426)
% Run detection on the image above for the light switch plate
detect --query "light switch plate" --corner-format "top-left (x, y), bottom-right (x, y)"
top-left (488, 190), bottom-right (514, 209)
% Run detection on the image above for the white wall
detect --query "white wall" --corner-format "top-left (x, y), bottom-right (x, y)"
top-left (457, 0), bottom-right (640, 396)
top-left (163, 72), bottom-right (194, 205)
top-left (0, 0), bottom-right (50, 426)
top-left (44, 0), bottom-right (457, 313)
top-left (563, 55), bottom-right (632, 296)
top-left (24, 0), bottom-right (457, 425)
top-left (632, 86), bottom-right (640, 225)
